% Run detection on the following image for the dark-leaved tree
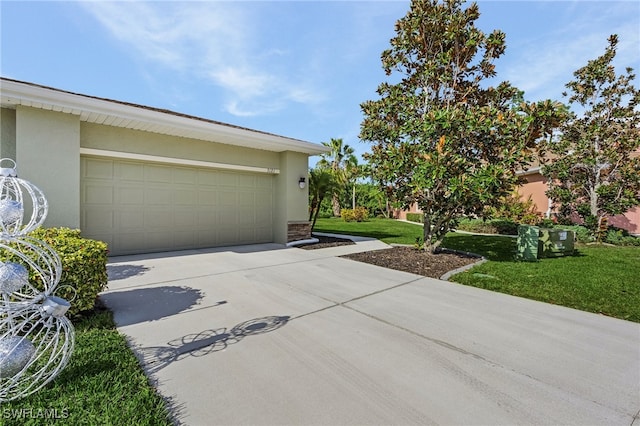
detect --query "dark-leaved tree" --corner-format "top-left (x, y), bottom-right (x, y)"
top-left (360, 0), bottom-right (565, 252)
top-left (542, 35), bottom-right (640, 237)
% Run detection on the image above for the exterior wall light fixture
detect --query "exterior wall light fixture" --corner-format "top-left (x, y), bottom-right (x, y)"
top-left (298, 177), bottom-right (306, 189)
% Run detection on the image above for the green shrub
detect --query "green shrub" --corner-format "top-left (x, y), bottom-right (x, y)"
top-left (485, 193), bottom-right (541, 225)
top-left (1, 228), bottom-right (109, 316)
top-left (493, 220), bottom-right (519, 235)
top-left (341, 207), bottom-right (369, 222)
top-left (406, 213), bottom-right (424, 223)
top-left (605, 229), bottom-right (640, 246)
top-left (537, 218), bottom-right (556, 228)
top-left (557, 225), bottom-right (593, 243)
top-left (456, 218), bottom-right (518, 235)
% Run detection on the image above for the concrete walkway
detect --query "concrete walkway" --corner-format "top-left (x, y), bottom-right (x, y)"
top-left (101, 238), bottom-right (640, 426)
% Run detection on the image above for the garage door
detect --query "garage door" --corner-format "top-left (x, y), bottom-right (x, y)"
top-left (80, 156), bottom-right (274, 255)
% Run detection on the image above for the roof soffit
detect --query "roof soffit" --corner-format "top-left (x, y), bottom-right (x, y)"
top-left (1, 78), bottom-right (329, 155)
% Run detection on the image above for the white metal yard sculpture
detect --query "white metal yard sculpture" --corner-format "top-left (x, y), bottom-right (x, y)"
top-left (0, 159), bottom-right (75, 402)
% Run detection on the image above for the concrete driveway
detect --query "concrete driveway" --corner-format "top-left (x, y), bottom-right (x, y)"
top-left (101, 239), bottom-right (640, 426)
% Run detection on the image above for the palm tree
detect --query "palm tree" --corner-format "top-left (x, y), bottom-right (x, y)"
top-left (345, 156), bottom-right (361, 210)
top-left (317, 138), bottom-right (357, 217)
top-left (308, 168), bottom-right (337, 230)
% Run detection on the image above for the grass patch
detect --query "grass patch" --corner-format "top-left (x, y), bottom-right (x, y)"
top-left (450, 245), bottom-right (640, 322)
top-left (313, 217), bottom-right (423, 245)
top-left (1, 307), bottom-right (173, 425)
top-left (313, 217), bottom-right (640, 322)
top-left (442, 232), bottom-right (517, 261)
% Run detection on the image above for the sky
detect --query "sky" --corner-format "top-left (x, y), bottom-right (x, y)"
top-left (1, 1), bottom-right (639, 166)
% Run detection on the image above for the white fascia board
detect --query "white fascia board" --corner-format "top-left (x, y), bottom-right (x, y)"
top-left (80, 148), bottom-right (280, 174)
top-left (1, 78), bottom-right (329, 155)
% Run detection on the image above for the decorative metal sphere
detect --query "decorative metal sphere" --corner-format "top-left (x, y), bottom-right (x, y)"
top-left (0, 158), bottom-right (48, 237)
top-left (0, 238), bottom-right (62, 303)
top-left (0, 303), bottom-right (75, 401)
top-left (0, 262), bottom-right (29, 295)
top-left (0, 336), bottom-right (36, 378)
top-left (41, 296), bottom-right (71, 318)
top-left (0, 200), bottom-right (23, 228)
top-left (0, 158), bottom-right (74, 402)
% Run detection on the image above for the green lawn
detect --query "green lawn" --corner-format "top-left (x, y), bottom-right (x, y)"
top-left (313, 217), bottom-right (640, 322)
top-left (0, 308), bottom-right (173, 425)
top-left (449, 244), bottom-right (640, 322)
top-left (314, 217), bottom-right (424, 245)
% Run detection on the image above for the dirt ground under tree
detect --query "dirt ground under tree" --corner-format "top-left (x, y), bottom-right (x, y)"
top-left (299, 235), bottom-right (479, 279)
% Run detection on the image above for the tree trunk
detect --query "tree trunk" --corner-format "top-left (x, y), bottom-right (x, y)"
top-left (309, 198), bottom-right (317, 222)
top-left (352, 185), bottom-right (356, 210)
top-left (312, 195), bottom-right (324, 230)
top-left (332, 193), bottom-right (341, 217)
top-left (589, 187), bottom-right (599, 218)
top-left (423, 212), bottom-right (448, 254)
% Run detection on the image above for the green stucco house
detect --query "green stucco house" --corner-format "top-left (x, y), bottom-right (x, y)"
top-left (0, 78), bottom-right (327, 255)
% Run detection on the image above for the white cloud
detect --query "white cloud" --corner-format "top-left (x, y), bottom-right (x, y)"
top-left (209, 67), bottom-right (278, 99)
top-left (500, 2), bottom-right (639, 102)
top-left (79, 1), bottom-right (323, 117)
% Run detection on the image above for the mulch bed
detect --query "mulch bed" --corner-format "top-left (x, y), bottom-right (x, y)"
top-left (342, 247), bottom-right (480, 279)
top-left (299, 235), bottom-right (480, 279)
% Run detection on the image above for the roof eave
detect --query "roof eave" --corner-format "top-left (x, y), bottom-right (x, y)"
top-left (0, 78), bottom-right (329, 155)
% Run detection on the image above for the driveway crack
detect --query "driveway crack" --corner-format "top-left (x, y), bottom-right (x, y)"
top-left (291, 276), bottom-right (424, 321)
top-left (343, 304), bottom-right (492, 363)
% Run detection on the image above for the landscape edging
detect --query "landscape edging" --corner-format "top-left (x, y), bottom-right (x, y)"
top-left (388, 244), bottom-right (487, 281)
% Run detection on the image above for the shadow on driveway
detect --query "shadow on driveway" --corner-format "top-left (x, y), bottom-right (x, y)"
top-left (136, 316), bottom-right (290, 373)
top-left (107, 264), bottom-right (151, 281)
top-left (100, 286), bottom-right (208, 326)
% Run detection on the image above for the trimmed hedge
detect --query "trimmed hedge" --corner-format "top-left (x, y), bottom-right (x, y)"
top-left (1, 228), bottom-right (108, 316)
top-left (456, 219), bottom-right (519, 235)
top-left (406, 213), bottom-right (424, 223)
top-left (341, 207), bottom-right (369, 222)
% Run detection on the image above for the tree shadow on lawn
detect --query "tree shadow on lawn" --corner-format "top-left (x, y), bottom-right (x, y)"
top-left (443, 233), bottom-right (586, 262)
top-left (443, 233), bottom-right (516, 261)
top-left (313, 228), bottom-right (404, 241)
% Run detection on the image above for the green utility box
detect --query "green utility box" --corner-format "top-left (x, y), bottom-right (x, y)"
top-left (516, 225), bottom-right (575, 261)
top-left (516, 225), bottom-right (540, 261)
top-left (538, 228), bottom-right (575, 258)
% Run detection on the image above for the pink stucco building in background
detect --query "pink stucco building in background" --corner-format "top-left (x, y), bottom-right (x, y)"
top-left (517, 167), bottom-right (640, 235)
top-left (396, 165), bottom-right (640, 236)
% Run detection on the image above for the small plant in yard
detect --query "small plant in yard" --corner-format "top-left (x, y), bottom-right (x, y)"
top-left (341, 207), bottom-right (369, 222)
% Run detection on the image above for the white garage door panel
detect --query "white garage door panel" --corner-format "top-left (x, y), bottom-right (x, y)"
top-left (81, 157), bottom-right (274, 255)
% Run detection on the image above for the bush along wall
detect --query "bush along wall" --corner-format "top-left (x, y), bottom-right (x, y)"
top-left (341, 207), bottom-right (369, 222)
top-left (405, 213), bottom-right (424, 223)
top-left (1, 228), bottom-right (109, 317)
top-left (456, 219), bottom-right (519, 235)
